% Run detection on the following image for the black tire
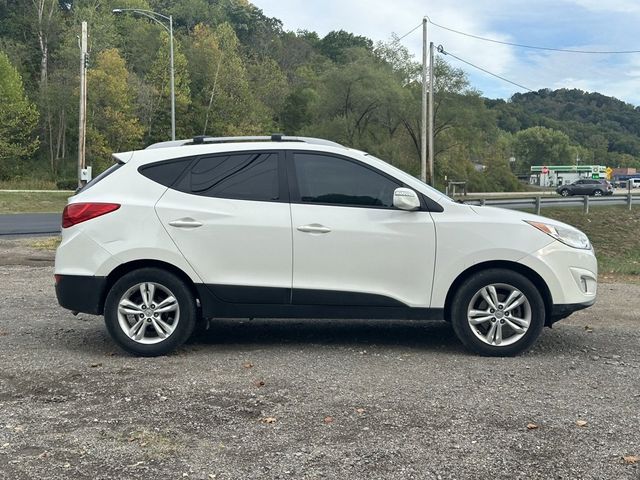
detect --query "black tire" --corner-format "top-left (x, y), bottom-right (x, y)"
top-left (104, 268), bottom-right (196, 356)
top-left (593, 189), bottom-right (603, 197)
top-left (559, 189), bottom-right (570, 197)
top-left (450, 269), bottom-right (545, 356)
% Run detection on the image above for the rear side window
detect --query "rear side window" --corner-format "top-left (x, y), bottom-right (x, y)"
top-left (139, 158), bottom-right (193, 187)
top-left (173, 152), bottom-right (280, 201)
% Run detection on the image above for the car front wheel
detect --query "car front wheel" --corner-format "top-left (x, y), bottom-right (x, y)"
top-left (104, 268), bottom-right (196, 356)
top-left (593, 189), bottom-right (603, 197)
top-left (559, 189), bottom-right (570, 197)
top-left (450, 269), bottom-right (545, 356)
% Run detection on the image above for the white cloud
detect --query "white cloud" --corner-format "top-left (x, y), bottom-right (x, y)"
top-left (253, 0), bottom-right (640, 104)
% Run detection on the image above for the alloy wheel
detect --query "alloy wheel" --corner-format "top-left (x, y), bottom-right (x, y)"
top-left (116, 282), bottom-right (180, 344)
top-left (466, 283), bottom-right (532, 347)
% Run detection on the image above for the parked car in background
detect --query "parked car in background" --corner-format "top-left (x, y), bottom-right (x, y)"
top-left (556, 179), bottom-right (613, 197)
top-left (55, 135), bottom-right (597, 358)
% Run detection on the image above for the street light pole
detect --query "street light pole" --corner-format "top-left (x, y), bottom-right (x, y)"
top-left (112, 8), bottom-right (176, 140)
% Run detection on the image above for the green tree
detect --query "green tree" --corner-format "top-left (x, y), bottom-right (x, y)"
top-left (146, 32), bottom-right (191, 142)
top-left (86, 48), bottom-right (143, 172)
top-left (186, 22), bottom-right (269, 136)
top-left (513, 126), bottom-right (574, 170)
top-left (319, 30), bottom-right (373, 62)
top-left (0, 51), bottom-right (39, 179)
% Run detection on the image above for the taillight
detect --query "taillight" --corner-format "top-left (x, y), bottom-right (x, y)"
top-left (62, 202), bottom-right (120, 228)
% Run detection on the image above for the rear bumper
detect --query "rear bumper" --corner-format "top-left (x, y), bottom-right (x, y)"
top-left (55, 274), bottom-right (106, 315)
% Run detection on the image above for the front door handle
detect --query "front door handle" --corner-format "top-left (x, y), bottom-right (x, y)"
top-left (297, 224), bottom-right (331, 234)
top-left (168, 218), bottom-right (203, 228)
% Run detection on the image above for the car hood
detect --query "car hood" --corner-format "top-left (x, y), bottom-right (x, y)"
top-left (469, 205), bottom-right (585, 233)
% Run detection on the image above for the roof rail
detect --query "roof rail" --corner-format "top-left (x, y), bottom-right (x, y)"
top-left (146, 134), bottom-right (344, 150)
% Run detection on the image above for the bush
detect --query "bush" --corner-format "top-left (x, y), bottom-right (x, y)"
top-left (56, 178), bottom-right (77, 190)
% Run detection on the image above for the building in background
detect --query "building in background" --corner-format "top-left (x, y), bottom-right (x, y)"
top-left (529, 165), bottom-right (607, 187)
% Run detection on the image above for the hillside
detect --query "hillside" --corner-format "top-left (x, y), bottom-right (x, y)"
top-left (486, 89), bottom-right (640, 167)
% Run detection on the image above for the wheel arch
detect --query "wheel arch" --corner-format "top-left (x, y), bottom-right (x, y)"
top-left (443, 260), bottom-right (553, 325)
top-left (99, 259), bottom-right (200, 315)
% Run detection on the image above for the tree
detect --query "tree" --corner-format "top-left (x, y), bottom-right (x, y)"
top-left (145, 32), bottom-right (191, 142)
top-left (86, 48), bottom-right (143, 172)
top-left (0, 51), bottom-right (39, 179)
top-left (185, 22), bottom-right (269, 136)
top-left (319, 30), bottom-right (373, 62)
top-left (513, 126), bottom-right (574, 170)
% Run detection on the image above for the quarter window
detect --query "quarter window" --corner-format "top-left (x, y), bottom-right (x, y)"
top-left (293, 153), bottom-right (399, 208)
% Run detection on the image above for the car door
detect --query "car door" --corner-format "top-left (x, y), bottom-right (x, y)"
top-left (288, 151), bottom-right (436, 308)
top-left (154, 150), bottom-right (292, 303)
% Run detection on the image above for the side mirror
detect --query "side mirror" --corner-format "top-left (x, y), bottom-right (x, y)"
top-left (393, 187), bottom-right (420, 211)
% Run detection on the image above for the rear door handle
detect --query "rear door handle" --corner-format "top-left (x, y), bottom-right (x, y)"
top-left (168, 218), bottom-right (203, 228)
top-left (297, 224), bottom-right (331, 234)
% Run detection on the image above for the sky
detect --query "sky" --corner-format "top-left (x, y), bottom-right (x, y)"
top-left (251, 0), bottom-right (640, 105)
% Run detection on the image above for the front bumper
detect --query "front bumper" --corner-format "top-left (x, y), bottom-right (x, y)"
top-left (548, 299), bottom-right (596, 325)
top-left (55, 274), bottom-right (106, 315)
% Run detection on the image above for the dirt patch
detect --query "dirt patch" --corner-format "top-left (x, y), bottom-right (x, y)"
top-left (0, 238), bottom-right (55, 266)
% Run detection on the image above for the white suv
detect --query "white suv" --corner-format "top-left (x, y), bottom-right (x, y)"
top-left (55, 135), bottom-right (597, 357)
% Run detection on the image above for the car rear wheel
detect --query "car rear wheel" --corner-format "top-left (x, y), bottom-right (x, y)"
top-left (450, 269), bottom-right (545, 356)
top-left (104, 268), bottom-right (196, 356)
top-left (559, 189), bottom-right (570, 197)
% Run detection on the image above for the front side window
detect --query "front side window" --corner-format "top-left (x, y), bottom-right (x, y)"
top-left (293, 153), bottom-right (399, 208)
top-left (174, 152), bottom-right (279, 201)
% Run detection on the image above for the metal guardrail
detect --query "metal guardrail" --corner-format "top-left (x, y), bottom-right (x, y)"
top-left (463, 194), bottom-right (636, 214)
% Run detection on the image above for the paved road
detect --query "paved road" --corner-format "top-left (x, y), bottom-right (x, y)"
top-left (0, 213), bottom-right (60, 236)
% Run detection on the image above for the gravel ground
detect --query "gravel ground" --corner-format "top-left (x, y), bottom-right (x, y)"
top-left (0, 261), bottom-right (639, 480)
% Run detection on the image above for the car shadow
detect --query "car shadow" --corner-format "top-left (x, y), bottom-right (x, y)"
top-left (187, 318), bottom-right (467, 353)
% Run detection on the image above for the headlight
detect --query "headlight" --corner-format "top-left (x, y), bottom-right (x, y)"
top-left (525, 221), bottom-right (591, 250)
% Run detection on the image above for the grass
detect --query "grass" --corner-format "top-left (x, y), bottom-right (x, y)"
top-left (0, 178), bottom-right (58, 190)
top-left (537, 205), bottom-right (640, 280)
top-left (28, 236), bottom-right (61, 251)
top-left (0, 191), bottom-right (70, 214)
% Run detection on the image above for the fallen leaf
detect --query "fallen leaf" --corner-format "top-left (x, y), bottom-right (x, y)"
top-left (584, 326), bottom-right (593, 332)
top-left (622, 455), bottom-right (639, 465)
top-left (576, 420), bottom-right (588, 427)
top-left (323, 416), bottom-right (334, 424)
top-left (261, 417), bottom-right (276, 424)
top-left (243, 362), bottom-right (253, 369)
top-left (254, 380), bottom-right (265, 388)
top-left (38, 451), bottom-right (49, 459)
top-left (0, 330), bottom-right (8, 336)
top-left (526, 423), bottom-right (539, 430)
top-left (356, 408), bottom-right (366, 414)
top-left (90, 363), bottom-right (102, 368)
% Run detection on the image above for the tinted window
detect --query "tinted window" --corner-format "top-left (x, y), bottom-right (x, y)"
top-left (139, 158), bottom-right (192, 187)
top-left (174, 152), bottom-right (279, 201)
top-left (294, 153), bottom-right (399, 207)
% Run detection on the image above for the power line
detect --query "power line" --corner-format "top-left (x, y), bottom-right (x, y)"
top-left (429, 18), bottom-right (640, 54)
top-left (437, 45), bottom-right (534, 92)
top-left (396, 23), bottom-right (422, 42)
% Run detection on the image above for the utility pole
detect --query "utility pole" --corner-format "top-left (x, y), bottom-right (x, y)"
top-left (421, 17), bottom-right (428, 183)
top-left (428, 41), bottom-right (435, 186)
top-left (77, 21), bottom-right (88, 188)
top-left (169, 14), bottom-right (175, 141)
